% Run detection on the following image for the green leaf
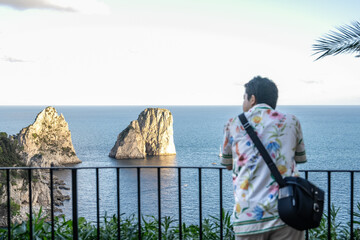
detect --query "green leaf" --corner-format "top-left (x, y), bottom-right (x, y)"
top-left (313, 21), bottom-right (360, 60)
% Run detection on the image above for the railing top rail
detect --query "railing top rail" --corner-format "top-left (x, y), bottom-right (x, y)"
top-left (300, 169), bottom-right (360, 173)
top-left (0, 166), bottom-right (225, 170)
top-left (0, 166), bottom-right (360, 172)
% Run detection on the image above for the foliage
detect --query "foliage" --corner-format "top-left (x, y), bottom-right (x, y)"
top-left (0, 208), bottom-right (234, 240)
top-left (338, 202), bottom-right (360, 240)
top-left (309, 204), bottom-right (341, 239)
top-left (0, 199), bottom-right (20, 217)
top-left (1, 204), bottom-right (360, 239)
top-left (0, 132), bottom-right (24, 167)
top-left (313, 21), bottom-right (360, 60)
top-left (309, 203), bottom-right (360, 240)
top-left (0, 133), bottom-right (27, 194)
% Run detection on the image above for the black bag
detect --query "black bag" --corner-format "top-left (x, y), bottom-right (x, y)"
top-left (278, 177), bottom-right (324, 230)
top-left (239, 113), bottom-right (324, 231)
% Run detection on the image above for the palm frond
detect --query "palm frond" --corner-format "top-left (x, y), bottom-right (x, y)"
top-left (312, 21), bottom-right (360, 60)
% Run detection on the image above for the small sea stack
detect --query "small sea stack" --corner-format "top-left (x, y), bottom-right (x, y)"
top-left (109, 108), bottom-right (176, 159)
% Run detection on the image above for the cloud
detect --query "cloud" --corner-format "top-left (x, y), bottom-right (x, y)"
top-left (0, 0), bottom-right (75, 11)
top-left (301, 80), bottom-right (323, 84)
top-left (0, 0), bottom-right (110, 14)
top-left (3, 56), bottom-right (26, 63)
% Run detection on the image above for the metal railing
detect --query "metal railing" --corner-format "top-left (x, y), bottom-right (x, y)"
top-left (303, 170), bottom-right (359, 240)
top-left (0, 167), bottom-right (359, 240)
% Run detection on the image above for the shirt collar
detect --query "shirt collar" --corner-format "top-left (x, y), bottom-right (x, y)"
top-left (248, 103), bottom-right (273, 113)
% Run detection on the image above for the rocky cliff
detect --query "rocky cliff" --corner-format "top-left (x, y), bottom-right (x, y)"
top-left (17, 107), bottom-right (81, 167)
top-left (109, 108), bottom-right (176, 159)
top-left (0, 132), bottom-right (69, 227)
top-left (0, 170), bottom-right (69, 226)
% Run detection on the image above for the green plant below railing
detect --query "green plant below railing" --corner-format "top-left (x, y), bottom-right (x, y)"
top-left (1, 205), bottom-right (360, 240)
top-left (0, 208), bottom-right (234, 240)
top-left (309, 203), bottom-right (360, 240)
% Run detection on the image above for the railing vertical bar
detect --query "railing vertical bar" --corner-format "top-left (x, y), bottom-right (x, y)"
top-left (199, 168), bottom-right (202, 240)
top-left (117, 168), bottom-right (121, 240)
top-left (72, 169), bottom-right (78, 240)
top-left (178, 168), bottom-right (182, 240)
top-left (50, 169), bottom-right (55, 240)
top-left (137, 167), bottom-right (141, 240)
top-left (219, 168), bottom-right (223, 240)
top-left (305, 171), bottom-right (309, 240)
top-left (327, 171), bottom-right (331, 240)
top-left (96, 168), bottom-right (100, 240)
top-left (28, 169), bottom-right (33, 240)
top-left (6, 169), bottom-right (11, 240)
top-left (350, 171), bottom-right (354, 240)
top-left (158, 168), bottom-right (162, 240)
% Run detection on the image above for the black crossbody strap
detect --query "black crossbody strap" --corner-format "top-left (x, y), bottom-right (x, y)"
top-left (239, 113), bottom-right (286, 188)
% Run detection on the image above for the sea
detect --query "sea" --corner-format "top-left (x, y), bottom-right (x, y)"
top-left (1, 106), bottom-right (360, 226)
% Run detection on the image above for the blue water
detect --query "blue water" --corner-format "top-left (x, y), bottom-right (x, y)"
top-left (1, 106), bottom-right (360, 226)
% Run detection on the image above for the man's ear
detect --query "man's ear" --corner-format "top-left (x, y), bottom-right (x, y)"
top-left (250, 95), bottom-right (256, 107)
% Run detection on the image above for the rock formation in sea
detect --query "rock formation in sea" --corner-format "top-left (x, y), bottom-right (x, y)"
top-left (109, 108), bottom-right (176, 159)
top-left (0, 107), bottom-right (79, 226)
top-left (17, 106), bottom-right (81, 167)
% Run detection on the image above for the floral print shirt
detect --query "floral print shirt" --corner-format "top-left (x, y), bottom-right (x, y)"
top-left (221, 104), bottom-right (306, 236)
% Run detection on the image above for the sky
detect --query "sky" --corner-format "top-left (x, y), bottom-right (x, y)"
top-left (0, 0), bottom-right (359, 106)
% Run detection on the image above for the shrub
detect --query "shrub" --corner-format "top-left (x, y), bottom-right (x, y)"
top-left (0, 133), bottom-right (25, 167)
top-left (0, 208), bottom-right (234, 240)
top-left (1, 204), bottom-right (360, 239)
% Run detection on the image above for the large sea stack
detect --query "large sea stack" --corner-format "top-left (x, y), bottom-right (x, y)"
top-left (109, 108), bottom-right (176, 159)
top-left (0, 106), bottom-right (80, 226)
top-left (17, 106), bottom-right (81, 167)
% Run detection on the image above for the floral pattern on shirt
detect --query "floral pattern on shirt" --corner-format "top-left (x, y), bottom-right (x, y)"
top-left (220, 104), bottom-right (307, 236)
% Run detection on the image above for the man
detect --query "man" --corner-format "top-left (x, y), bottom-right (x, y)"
top-left (221, 76), bottom-right (306, 240)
